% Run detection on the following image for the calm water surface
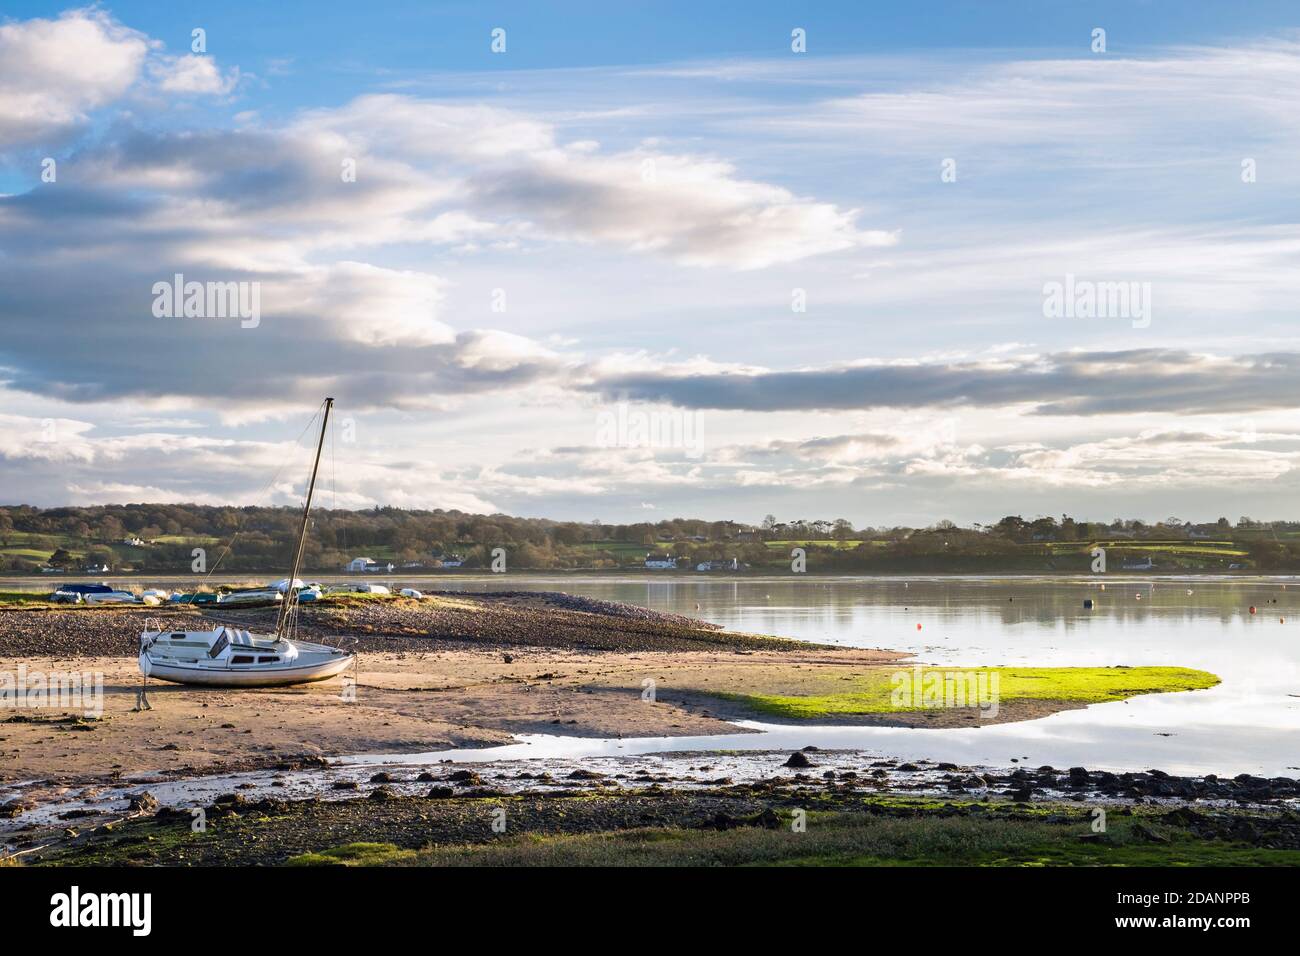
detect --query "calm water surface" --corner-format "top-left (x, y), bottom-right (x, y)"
top-left (418, 574), bottom-right (1300, 777)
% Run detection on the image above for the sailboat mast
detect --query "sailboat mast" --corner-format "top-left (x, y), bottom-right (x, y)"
top-left (275, 397), bottom-right (333, 638)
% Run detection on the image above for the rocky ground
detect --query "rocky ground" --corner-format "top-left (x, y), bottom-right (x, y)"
top-left (0, 592), bottom-right (819, 657)
top-left (9, 755), bottom-right (1300, 866)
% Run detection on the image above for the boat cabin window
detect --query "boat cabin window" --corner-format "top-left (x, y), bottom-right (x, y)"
top-left (209, 633), bottom-right (230, 659)
top-left (170, 633), bottom-right (187, 640)
top-left (230, 655), bottom-right (255, 665)
top-left (257, 656), bottom-right (280, 664)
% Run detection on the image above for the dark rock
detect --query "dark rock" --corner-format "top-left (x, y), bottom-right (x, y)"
top-left (331, 780), bottom-right (359, 790)
top-left (0, 799), bottom-right (33, 819)
top-left (368, 772), bottom-right (395, 783)
top-left (700, 812), bottom-right (741, 830)
top-left (784, 752), bottom-right (814, 768)
top-left (751, 807), bottom-right (782, 829)
top-left (127, 791), bottom-right (160, 814)
top-left (425, 786), bottom-right (455, 799)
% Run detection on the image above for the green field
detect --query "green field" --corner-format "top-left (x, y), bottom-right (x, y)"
top-left (1044, 540), bottom-right (1248, 557)
top-left (763, 539), bottom-right (867, 550)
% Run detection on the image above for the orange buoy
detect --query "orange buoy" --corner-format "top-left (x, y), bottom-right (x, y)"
top-left (916, 623), bottom-right (922, 630)
top-left (1249, 606), bottom-right (1257, 614)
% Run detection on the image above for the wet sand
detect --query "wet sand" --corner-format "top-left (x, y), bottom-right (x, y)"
top-left (0, 646), bottom-right (908, 786)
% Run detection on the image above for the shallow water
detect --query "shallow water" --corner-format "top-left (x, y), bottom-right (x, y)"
top-left (419, 574), bottom-right (1300, 777)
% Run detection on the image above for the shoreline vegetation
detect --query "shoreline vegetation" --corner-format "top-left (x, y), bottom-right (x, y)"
top-left (2, 503), bottom-right (1298, 576)
top-left (710, 666), bottom-right (1220, 721)
top-left (14, 776), bottom-right (1300, 868)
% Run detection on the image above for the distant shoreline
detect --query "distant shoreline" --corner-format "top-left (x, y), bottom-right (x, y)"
top-left (4, 568), bottom-right (1297, 585)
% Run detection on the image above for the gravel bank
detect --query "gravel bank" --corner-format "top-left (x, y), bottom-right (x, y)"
top-left (0, 592), bottom-right (816, 658)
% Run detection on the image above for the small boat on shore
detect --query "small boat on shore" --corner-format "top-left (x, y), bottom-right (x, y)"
top-left (216, 588), bottom-right (283, 607)
top-left (139, 398), bottom-right (355, 688)
top-left (84, 589), bottom-right (138, 605)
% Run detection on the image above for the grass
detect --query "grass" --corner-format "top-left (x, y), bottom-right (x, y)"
top-left (1044, 540), bottom-right (1249, 557)
top-left (350, 809), bottom-right (1298, 868)
top-left (764, 539), bottom-right (865, 550)
top-left (286, 842), bottom-right (416, 866)
top-left (710, 666), bottom-right (1220, 719)
top-left (0, 590), bottom-right (61, 606)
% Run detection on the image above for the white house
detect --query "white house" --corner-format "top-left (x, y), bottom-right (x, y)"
top-left (346, 557), bottom-right (394, 573)
top-left (695, 558), bottom-right (740, 572)
top-left (645, 555), bottom-right (678, 569)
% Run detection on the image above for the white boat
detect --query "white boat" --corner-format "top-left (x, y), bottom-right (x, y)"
top-left (139, 623), bottom-right (353, 687)
top-left (399, 588), bottom-right (423, 599)
top-left (85, 590), bottom-right (137, 605)
top-left (216, 588), bottom-right (283, 606)
top-left (139, 398), bottom-right (355, 688)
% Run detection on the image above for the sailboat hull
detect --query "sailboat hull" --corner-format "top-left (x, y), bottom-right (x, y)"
top-left (139, 651), bottom-right (354, 687)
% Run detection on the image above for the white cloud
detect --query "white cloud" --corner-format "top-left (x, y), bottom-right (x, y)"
top-left (151, 53), bottom-right (240, 96)
top-left (0, 8), bottom-right (149, 146)
top-left (298, 94), bottom-right (893, 269)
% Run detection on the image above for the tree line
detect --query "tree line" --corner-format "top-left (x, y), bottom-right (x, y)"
top-left (1, 504), bottom-right (1297, 573)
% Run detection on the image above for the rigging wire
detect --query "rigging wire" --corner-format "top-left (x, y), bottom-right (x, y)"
top-left (181, 406), bottom-right (324, 605)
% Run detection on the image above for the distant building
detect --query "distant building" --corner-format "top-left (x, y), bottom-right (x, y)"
top-left (695, 558), bottom-right (740, 572)
top-left (122, 536), bottom-right (145, 547)
top-left (346, 557), bottom-right (393, 573)
top-left (1121, 556), bottom-right (1155, 570)
top-left (437, 555), bottom-right (465, 568)
top-left (645, 555), bottom-right (678, 569)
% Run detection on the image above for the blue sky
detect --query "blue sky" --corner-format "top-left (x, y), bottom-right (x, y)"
top-left (2, 3), bottom-right (1300, 525)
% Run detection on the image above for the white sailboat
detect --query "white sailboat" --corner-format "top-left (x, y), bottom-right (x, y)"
top-left (138, 398), bottom-right (355, 688)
